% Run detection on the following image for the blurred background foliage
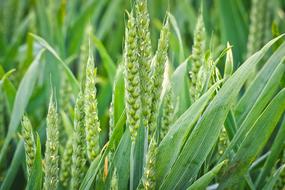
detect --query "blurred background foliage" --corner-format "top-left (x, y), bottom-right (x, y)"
top-left (0, 0), bottom-right (284, 188)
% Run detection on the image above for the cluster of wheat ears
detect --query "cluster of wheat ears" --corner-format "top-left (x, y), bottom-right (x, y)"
top-left (0, 0), bottom-right (285, 189)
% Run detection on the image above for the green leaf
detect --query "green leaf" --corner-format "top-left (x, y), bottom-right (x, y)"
top-left (156, 81), bottom-right (220, 184)
top-left (30, 33), bottom-right (79, 93)
top-left (159, 36), bottom-right (283, 190)
top-left (0, 69), bottom-right (16, 112)
top-left (107, 130), bottom-right (131, 190)
top-left (171, 58), bottom-right (191, 117)
top-left (0, 50), bottom-right (44, 166)
top-left (26, 134), bottom-right (43, 190)
top-left (112, 66), bottom-right (125, 127)
top-left (217, 0), bottom-right (248, 66)
top-left (96, 0), bottom-right (124, 39)
top-left (186, 160), bottom-right (227, 190)
top-left (221, 56), bottom-right (285, 160)
top-left (80, 153), bottom-right (104, 190)
top-left (92, 35), bottom-right (116, 82)
top-left (67, 0), bottom-right (98, 55)
top-left (262, 165), bottom-right (285, 190)
top-left (168, 12), bottom-right (185, 63)
top-left (235, 42), bottom-right (285, 124)
top-left (109, 110), bottom-right (126, 152)
top-left (130, 125), bottom-right (146, 190)
top-left (0, 141), bottom-right (24, 190)
top-left (255, 116), bottom-right (285, 187)
top-left (218, 88), bottom-right (285, 189)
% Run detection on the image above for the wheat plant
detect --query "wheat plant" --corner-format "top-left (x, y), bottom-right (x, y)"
top-left (0, 0), bottom-right (285, 190)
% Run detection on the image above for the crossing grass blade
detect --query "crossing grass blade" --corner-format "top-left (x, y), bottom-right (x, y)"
top-left (255, 116), bottom-right (285, 187)
top-left (235, 42), bottom-right (285, 124)
top-left (0, 141), bottom-right (24, 190)
top-left (156, 81), bottom-right (221, 184)
top-left (220, 56), bottom-right (285, 161)
top-left (159, 36), bottom-right (283, 190)
top-left (0, 50), bottom-right (44, 166)
top-left (186, 160), bottom-right (227, 190)
top-left (218, 89), bottom-right (285, 189)
top-left (30, 34), bottom-right (79, 93)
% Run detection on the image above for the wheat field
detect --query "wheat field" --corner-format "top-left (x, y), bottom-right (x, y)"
top-left (0, 0), bottom-right (285, 189)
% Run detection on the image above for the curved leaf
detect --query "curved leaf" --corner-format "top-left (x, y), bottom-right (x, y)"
top-left (0, 50), bottom-right (44, 166)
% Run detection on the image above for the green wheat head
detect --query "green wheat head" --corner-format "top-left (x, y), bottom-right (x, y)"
top-left (71, 90), bottom-right (87, 190)
top-left (21, 115), bottom-right (36, 177)
top-left (84, 44), bottom-right (101, 161)
top-left (149, 18), bottom-right (169, 135)
top-left (135, 0), bottom-right (153, 129)
top-left (59, 136), bottom-right (73, 187)
top-left (124, 11), bottom-right (141, 142)
top-left (44, 94), bottom-right (59, 190)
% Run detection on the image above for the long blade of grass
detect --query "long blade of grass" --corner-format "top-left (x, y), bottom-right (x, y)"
top-left (220, 58), bottom-right (285, 161)
top-left (156, 81), bottom-right (221, 184)
top-left (235, 42), bottom-right (285, 124)
top-left (255, 116), bottom-right (285, 187)
top-left (0, 141), bottom-right (24, 190)
top-left (262, 165), bottom-right (285, 190)
top-left (0, 50), bottom-right (44, 166)
top-left (30, 34), bottom-right (79, 93)
top-left (159, 36), bottom-right (283, 190)
top-left (92, 35), bottom-right (116, 82)
top-left (171, 58), bottom-right (191, 117)
top-left (107, 130), bottom-right (131, 190)
top-left (96, 0), bottom-right (123, 39)
top-left (168, 12), bottom-right (185, 63)
top-left (186, 160), bottom-right (227, 190)
top-left (218, 88), bottom-right (285, 189)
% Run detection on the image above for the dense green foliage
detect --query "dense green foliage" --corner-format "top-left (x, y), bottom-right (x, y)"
top-left (0, 0), bottom-right (285, 189)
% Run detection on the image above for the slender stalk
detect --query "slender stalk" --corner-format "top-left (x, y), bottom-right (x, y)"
top-left (130, 142), bottom-right (135, 190)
